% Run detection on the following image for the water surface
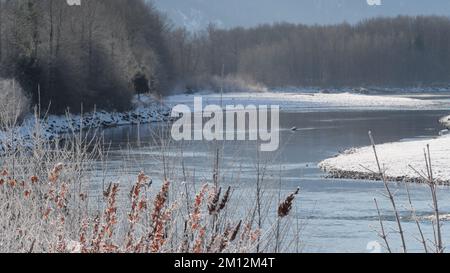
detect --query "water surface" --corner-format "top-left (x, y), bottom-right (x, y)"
top-left (98, 107), bottom-right (450, 253)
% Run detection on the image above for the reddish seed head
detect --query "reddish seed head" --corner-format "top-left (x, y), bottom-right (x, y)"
top-left (24, 190), bottom-right (31, 198)
top-left (8, 179), bottom-right (16, 187)
top-left (138, 200), bottom-right (147, 210)
top-left (43, 208), bottom-right (52, 219)
top-left (49, 163), bottom-right (64, 183)
top-left (30, 176), bottom-right (39, 184)
top-left (137, 172), bottom-right (148, 184)
top-left (278, 188), bottom-right (300, 218)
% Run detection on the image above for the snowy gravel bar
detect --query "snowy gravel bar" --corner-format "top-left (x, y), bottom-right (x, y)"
top-left (319, 135), bottom-right (450, 185)
top-left (166, 91), bottom-right (449, 112)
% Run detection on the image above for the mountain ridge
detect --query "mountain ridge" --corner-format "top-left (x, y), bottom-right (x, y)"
top-left (152, 0), bottom-right (450, 31)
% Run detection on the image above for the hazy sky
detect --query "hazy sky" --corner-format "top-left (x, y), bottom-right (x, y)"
top-left (152, 0), bottom-right (450, 31)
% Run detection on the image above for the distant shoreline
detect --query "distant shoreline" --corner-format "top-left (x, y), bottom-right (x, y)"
top-left (0, 95), bottom-right (173, 154)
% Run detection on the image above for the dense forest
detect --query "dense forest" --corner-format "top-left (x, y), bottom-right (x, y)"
top-left (172, 16), bottom-right (450, 89)
top-left (1, 0), bottom-right (450, 114)
top-left (0, 0), bottom-right (171, 113)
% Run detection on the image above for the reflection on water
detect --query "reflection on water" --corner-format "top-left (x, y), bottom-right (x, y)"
top-left (96, 110), bottom-right (450, 253)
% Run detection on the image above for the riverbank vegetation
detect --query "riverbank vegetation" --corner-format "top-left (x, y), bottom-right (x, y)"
top-left (369, 133), bottom-right (446, 253)
top-left (0, 79), bottom-right (30, 128)
top-left (0, 116), bottom-right (300, 253)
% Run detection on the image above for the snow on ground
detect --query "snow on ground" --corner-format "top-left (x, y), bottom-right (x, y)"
top-left (166, 91), bottom-right (449, 111)
top-left (0, 95), bottom-right (171, 154)
top-left (319, 135), bottom-right (450, 184)
top-left (440, 115), bottom-right (450, 129)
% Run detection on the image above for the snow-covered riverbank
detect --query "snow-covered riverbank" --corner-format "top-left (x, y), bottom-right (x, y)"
top-left (319, 135), bottom-right (450, 185)
top-left (440, 115), bottom-right (450, 129)
top-left (0, 95), bottom-right (172, 153)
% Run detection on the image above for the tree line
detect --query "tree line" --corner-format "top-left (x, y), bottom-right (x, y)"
top-left (170, 16), bottom-right (450, 89)
top-left (2, 0), bottom-right (450, 114)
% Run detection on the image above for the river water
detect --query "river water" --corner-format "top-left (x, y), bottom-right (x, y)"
top-left (97, 93), bottom-right (450, 253)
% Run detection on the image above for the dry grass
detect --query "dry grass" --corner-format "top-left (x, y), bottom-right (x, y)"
top-left (0, 116), bottom-right (300, 253)
top-left (0, 79), bottom-right (30, 129)
top-left (0, 165), bottom-right (280, 253)
top-left (370, 133), bottom-right (447, 253)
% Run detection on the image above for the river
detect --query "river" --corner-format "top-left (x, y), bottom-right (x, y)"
top-left (96, 92), bottom-right (450, 253)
